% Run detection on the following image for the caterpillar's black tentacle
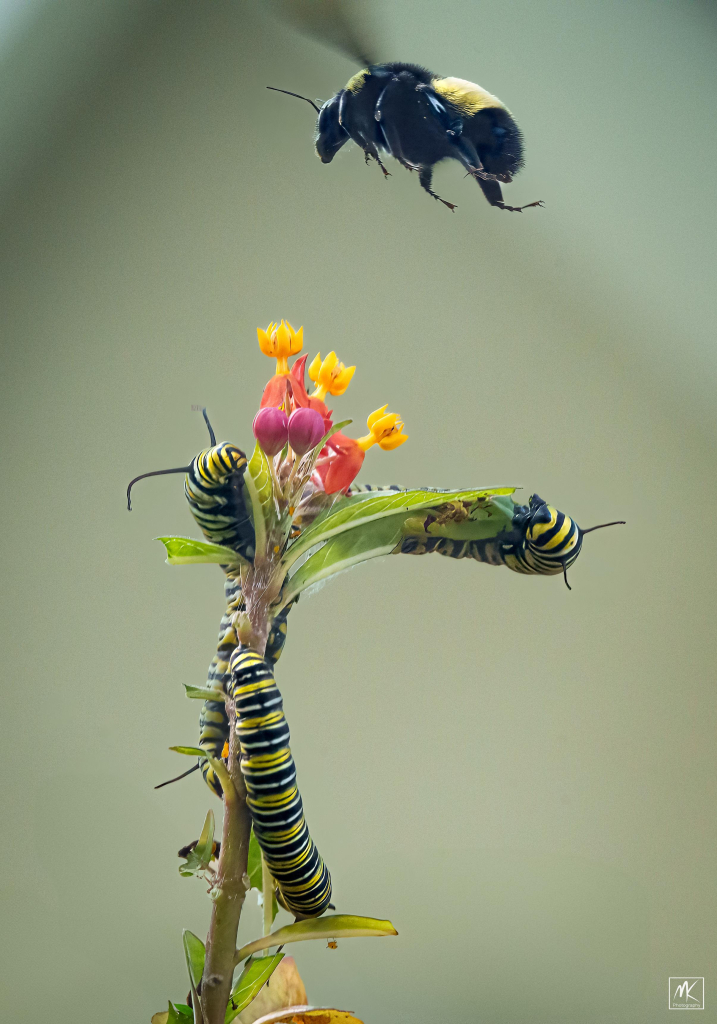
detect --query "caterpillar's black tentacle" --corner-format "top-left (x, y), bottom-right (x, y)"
top-left (154, 762), bottom-right (201, 790)
top-left (581, 521), bottom-right (626, 535)
top-left (231, 647), bottom-right (332, 918)
top-left (126, 466), bottom-right (190, 511)
top-left (201, 407), bottom-right (217, 447)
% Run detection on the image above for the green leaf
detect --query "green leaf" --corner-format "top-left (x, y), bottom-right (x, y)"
top-left (156, 536), bottom-right (244, 566)
top-left (225, 953), bottom-right (284, 1023)
top-left (178, 811), bottom-right (216, 879)
top-left (183, 929), bottom-right (206, 989)
top-left (282, 486), bottom-right (516, 571)
top-left (235, 914), bottom-right (398, 964)
top-left (280, 515), bottom-right (408, 607)
top-left (184, 684), bottom-right (226, 701)
top-left (247, 830), bottom-right (279, 921)
top-left (152, 1001), bottom-right (194, 1024)
top-left (243, 442), bottom-right (275, 559)
top-left (170, 746), bottom-right (206, 758)
top-left (277, 490), bottom-right (521, 607)
top-left (247, 829), bottom-right (262, 889)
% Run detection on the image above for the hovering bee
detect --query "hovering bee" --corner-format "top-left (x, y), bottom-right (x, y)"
top-left (267, 2), bottom-right (541, 213)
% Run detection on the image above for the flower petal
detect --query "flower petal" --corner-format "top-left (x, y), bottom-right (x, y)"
top-left (260, 375), bottom-right (290, 408)
top-left (366, 405), bottom-right (388, 431)
top-left (308, 353), bottom-right (322, 383)
top-left (322, 434), bottom-right (365, 493)
top-left (378, 430), bottom-right (408, 450)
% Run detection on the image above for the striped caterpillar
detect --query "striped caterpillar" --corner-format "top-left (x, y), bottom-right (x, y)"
top-left (129, 416), bottom-right (330, 916)
top-left (349, 486), bottom-right (623, 590)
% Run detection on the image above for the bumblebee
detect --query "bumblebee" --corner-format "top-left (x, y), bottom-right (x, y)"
top-left (313, 62), bottom-right (540, 213)
top-left (267, 0), bottom-right (541, 214)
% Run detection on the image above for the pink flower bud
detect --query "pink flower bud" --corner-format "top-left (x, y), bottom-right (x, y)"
top-left (253, 407), bottom-right (288, 457)
top-left (288, 407), bottom-right (325, 456)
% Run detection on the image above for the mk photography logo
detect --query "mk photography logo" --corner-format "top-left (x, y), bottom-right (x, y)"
top-left (669, 978), bottom-right (704, 1010)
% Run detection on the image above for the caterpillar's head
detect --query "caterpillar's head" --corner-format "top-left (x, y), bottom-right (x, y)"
top-left (514, 494), bottom-right (625, 589)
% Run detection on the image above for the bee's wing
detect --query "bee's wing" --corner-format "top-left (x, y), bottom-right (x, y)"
top-left (267, 0), bottom-right (381, 67)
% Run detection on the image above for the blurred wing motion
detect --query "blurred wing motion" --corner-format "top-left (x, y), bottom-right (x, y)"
top-left (267, 0), bottom-right (380, 66)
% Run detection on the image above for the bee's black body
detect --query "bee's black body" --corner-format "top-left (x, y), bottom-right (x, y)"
top-left (315, 62), bottom-right (535, 212)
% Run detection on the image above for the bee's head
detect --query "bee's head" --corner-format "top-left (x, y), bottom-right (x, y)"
top-left (315, 93), bottom-right (349, 163)
top-left (470, 107), bottom-right (524, 180)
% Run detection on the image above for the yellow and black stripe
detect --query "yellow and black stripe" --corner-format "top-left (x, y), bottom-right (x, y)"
top-left (504, 496), bottom-right (582, 577)
top-left (184, 443), bottom-right (255, 562)
top-left (198, 574), bottom-right (294, 798)
top-left (397, 494), bottom-right (585, 582)
top-left (230, 647), bottom-right (332, 917)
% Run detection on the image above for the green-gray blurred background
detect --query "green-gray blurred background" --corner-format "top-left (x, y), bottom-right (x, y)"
top-left (1, 1), bottom-right (716, 1021)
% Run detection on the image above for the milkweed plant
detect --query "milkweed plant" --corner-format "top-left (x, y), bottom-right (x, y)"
top-left (130, 321), bottom-right (609, 1024)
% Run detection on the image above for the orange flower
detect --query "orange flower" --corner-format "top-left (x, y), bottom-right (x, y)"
top-left (356, 405), bottom-right (408, 451)
top-left (308, 351), bottom-right (355, 400)
top-left (257, 320), bottom-right (303, 374)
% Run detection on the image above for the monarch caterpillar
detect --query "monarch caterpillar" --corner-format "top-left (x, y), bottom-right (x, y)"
top-left (199, 574), bottom-right (294, 798)
top-left (230, 647), bottom-right (332, 917)
top-left (183, 443), bottom-right (255, 562)
top-left (127, 409), bottom-right (255, 563)
top-left (396, 492), bottom-right (624, 589)
top-left (130, 411), bottom-right (297, 792)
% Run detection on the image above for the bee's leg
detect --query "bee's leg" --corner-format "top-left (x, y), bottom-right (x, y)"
top-left (477, 175), bottom-right (544, 212)
top-left (339, 90), bottom-right (391, 177)
top-left (444, 133), bottom-right (497, 182)
top-left (366, 146), bottom-right (391, 177)
top-left (418, 166), bottom-right (457, 212)
top-left (348, 129), bottom-right (391, 176)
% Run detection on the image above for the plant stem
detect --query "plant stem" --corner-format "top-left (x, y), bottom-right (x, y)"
top-left (200, 697), bottom-right (251, 1024)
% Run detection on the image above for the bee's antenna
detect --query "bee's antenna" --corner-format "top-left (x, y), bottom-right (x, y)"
top-left (155, 762), bottom-right (200, 790)
top-left (267, 86), bottom-right (321, 115)
top-left (581, 521), bottom-right (626, 535)
top-left (126, 465), bottom-right (191, 510)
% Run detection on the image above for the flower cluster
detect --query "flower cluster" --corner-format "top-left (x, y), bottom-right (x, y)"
top-left (254, 320), bottom-right (407, 496)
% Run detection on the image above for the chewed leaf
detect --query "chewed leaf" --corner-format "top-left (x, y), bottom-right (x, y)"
top-left (235, 914), bottom-right (398, 964)
top-left (224, 953), bottom-right (284, 1023)
top-left (244, 442), bottom-right (275, 558)
top-left (170, 745), bottom-right (206, 757)
top-left (157, 536), bottom-right (243, 566)
top-left (252, 1008), bottom-right (363, 1024)
top-left (282, 486), bottom-right (516, 571)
